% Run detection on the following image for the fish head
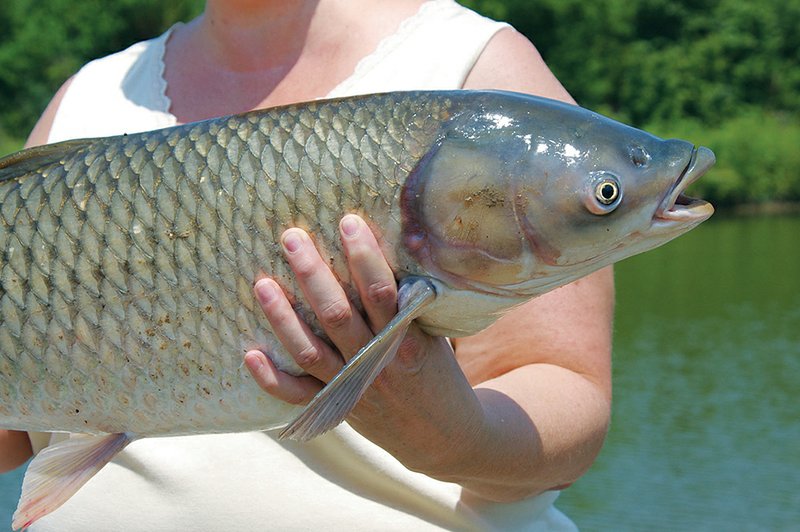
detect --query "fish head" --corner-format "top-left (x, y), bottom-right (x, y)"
top-left (512, 104), bottom-right (717, 283)
top-left (403, 91), bottom-right (715, 300)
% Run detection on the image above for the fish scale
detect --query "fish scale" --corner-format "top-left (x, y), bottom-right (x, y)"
top-left (0, 92), bottom-right (451, 436)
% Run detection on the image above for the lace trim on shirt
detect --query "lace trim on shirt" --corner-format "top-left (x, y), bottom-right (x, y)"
top-left (154, 23), bottom-right (183, 120)
top-left (326, 0), bottom-right (449, 96)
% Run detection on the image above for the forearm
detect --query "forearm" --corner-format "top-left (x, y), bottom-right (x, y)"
top-left (452, 364), bottom-right (609, 501)
top-left (344, 333), bottom-right (609, 502)
top-left (364, 361), bottom-right (609, 502)
top-left (0, 430), bottom-right (33, 473)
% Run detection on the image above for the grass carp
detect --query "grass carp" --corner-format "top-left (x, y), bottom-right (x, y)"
top-left (0, 90), bottom-right (715, 528)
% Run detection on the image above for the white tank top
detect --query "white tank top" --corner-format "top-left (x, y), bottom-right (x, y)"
top-left (35, 1), bottom-right (576, 530)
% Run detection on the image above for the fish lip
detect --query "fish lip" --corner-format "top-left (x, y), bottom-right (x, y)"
top-left (654, 146), bottom-right (715, 223)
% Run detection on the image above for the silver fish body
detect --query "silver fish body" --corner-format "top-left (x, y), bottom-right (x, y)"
top-left (0, 91), bottom-right (715, 438)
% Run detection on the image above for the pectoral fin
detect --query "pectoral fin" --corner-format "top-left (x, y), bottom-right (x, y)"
top-left (12, 432), bottom-right (135, 530)
top-left (279, 277), bottom-right (437, 441)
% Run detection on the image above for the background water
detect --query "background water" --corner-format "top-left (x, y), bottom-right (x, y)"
top-left (0, 466), bottom-right (22, 532)
top-left (1, 214), bottom-right (798, 530)
top-left (558, 214), bottom-right (800, 530)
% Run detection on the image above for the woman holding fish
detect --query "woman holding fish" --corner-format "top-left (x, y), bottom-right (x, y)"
top-left (1, 0), bottom-right (613, 529)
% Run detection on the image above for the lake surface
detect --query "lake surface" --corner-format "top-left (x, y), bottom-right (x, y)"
top-left (558, 214), bottom-right (800, 530)
top-left (1, 214), bottom-right (798, 530)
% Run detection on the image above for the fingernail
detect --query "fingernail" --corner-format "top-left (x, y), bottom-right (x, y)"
top-left (244, 351), bottom-right (265, 371)
top-left (282, 230), bottom-right (303, 253)
top-left (254, 278), bottom-right (277, 304)
top-left (340, 215), bottom-right (360, 238)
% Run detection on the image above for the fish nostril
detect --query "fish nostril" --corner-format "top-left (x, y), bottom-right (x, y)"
top-left (629, 145), bottom-right (650, 168)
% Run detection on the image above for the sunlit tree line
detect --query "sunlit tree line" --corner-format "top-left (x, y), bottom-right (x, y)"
top-left (1, 0), bottom-right (798, 204)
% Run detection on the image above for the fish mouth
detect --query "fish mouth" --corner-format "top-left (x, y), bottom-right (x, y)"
top-left (655, 146), bottom-right (716, 223)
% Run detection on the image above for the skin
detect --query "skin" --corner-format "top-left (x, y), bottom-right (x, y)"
top-left (2, 0), bottom-right (612, 505)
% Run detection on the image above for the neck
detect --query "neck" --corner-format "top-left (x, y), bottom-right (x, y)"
top-left (192, 0), bottom-right (323, 72)
top-left (164, 0), bottom-right (426, 122)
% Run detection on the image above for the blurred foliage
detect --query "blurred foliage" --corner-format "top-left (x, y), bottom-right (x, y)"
top-left (0, 0), bottom-right (798, 205)
top-left (460, 0), bottom-right (800, 205)
top-left (646, 113), bottom-right (800, 207)
top-left (0, 0), bottom-right (203, 141)
top-left (461, 0), bottom-right (800, 124)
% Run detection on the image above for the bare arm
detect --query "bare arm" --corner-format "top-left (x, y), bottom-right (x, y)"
top-left (453, 27), bottom-right (614, 495)
top-left (245, 27), bottom-right (612, 501)
top-left (0, 431), bottom-right (33, 473)
top-left (24, 76), bottom-right (73, 148)
top-left (0, 76), bottom-right (74, 472)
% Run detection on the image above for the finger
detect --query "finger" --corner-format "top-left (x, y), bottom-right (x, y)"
top-left (340, 215), bottom-right (398, 331)
top-left (244, 350), bottom-right (322, 405)
top-left (254, 277), bottom-right (344, 382)
top-left (281, 228), bottom-right (374, 360)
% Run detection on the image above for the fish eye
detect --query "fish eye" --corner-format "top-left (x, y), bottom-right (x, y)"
top-left (596, 180), bottom-right (619, 205)
top-left (629, 145), bottom-right (650, 168)
top-left (585, 173), bottom-right (623, 215)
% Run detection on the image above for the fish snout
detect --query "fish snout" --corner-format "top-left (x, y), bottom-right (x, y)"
top-left (655, 146), bottom-right (715, 223)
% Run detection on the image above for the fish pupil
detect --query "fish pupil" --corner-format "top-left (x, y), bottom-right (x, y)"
top-left (600, 183), bottom-right (617, 203)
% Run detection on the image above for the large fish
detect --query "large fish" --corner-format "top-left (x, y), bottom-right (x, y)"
top-left (0, 90), bottom-right (714, 528)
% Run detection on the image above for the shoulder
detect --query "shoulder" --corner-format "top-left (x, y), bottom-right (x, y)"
top-left (47, 30), bottom-right (175, 142)
top-left (50, 36), bottom-right (155, 114)
top-left (25, 76), bottom-right (75, 147)
top-left (30, 29), bottom-right (176, 144)
top-left (464, 28), bottom-right (575, 103)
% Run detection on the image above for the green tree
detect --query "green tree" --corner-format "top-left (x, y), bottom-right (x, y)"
top-left (461, 0), bottom-right (800, 125)
top-left (1, 0), bottom-right (798, 204)
top-left (0, 0), bottom-right (202, 140)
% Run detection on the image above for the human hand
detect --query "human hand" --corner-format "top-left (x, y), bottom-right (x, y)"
top-left (243, 214), bottom-right (487, 474)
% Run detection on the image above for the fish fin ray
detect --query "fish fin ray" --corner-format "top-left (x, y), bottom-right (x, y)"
top-left (282, 329), bottom-right (407, 441)
top-left (12, 432), bottom-right (135, 530)
top-left (279, 277), bottom-right (437, 441)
